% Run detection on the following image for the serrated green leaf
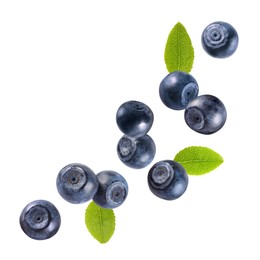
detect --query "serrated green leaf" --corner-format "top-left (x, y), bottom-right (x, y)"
top-left (174, 146), bottom-right (223, 175)
top-left (85, 201), bottom-right (115, 244)
top-left (164, 22), bottom-right (194, 73)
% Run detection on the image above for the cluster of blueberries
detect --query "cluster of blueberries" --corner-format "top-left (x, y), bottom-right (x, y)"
top-left (161, 20), bottom-right (239, 135)
top-left (147, 21), bottom-right (238, 200)
top-left (19, 21), bottom-right (238, 241)
top-left (20, 163), bottom-right (128, 240)
top-left (115, 100), bottom-right (189, 201)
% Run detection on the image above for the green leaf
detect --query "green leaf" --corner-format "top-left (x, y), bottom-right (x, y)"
top-left (174, 146), bottom-right (224, 175)
top-left (85, 201), bottom-right (115, 244)
top-left (164, 22), bottom-right (194, 73)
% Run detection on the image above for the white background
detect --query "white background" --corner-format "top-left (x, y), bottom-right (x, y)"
top-left (1, 0), bottom-right (259, 259)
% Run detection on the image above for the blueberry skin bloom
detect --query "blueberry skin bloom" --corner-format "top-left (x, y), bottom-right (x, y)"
top-left (93, 171), bottom-right (128, 209)
top-left (116, 100), bottom-right (154, 138)
top-left (184, 94), bottom-right (227, 135)
top-left (117, 134), bottom-right (156, 169)
top-left (202, 21), bottom-right (239, 58)
top-left (159, 71), bottom-right (199, 110)
top-left (148, 160), bottom-right (188, 200)
top-left (20, 200), bottom-right (61, 240)
top-left (56, 163), bottom-right (99, 204)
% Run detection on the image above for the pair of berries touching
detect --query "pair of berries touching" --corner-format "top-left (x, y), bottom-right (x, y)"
top-left (159, 71), bottom-right (227, 135)
top-left (20, 21), bottom-right (238, 241)
top-left (116, 100), bottom-right (156, 169)
top-left (56, 164), bottom-right (128, 208)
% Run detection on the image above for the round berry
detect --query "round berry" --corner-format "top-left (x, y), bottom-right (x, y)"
top-left (148, 160), bottom-right (188, 200)
top-left (116, 100), bottom-right (154, 138)
top-left (20, 200), bottom-right (61, 240)
top-left (159, 71), bottom-right (199, 110)
top-left (201, 21), bottom-right (238, 58)
top-left (117, 134), bottom-right (156, 169)
top-left (93, 171), bottom-right (128, 209)
top-left (56, 163), bottom-right (99, 204)
top-left (184, 94), bottom-right (227, 135)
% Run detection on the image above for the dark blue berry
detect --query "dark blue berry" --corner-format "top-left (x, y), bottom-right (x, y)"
top-left (116, 100), bottom-right (154, 138)
top-left (20, 200), bottom-right (61, 240)
top-left (184, 94), bottom-right (227, 135)
top-left (56, 163), bottom-right (99, 204)
top-left (201, 21), bottom-right (238, 58)
top-left (159, 71), bottom-right (199, 110)
top-left (117, 134), bottom-right (156, 169)
top-left (93, 170), bottom-right (128, 209)
top-left (148, 160), bottom-right (188, 200)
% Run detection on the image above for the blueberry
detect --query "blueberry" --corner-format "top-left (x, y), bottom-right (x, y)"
top-left (117, 134), bottom-right (156, 169)
top-left (93, 170), bottom-right (128, 209)
top-left (56, 163), bottom-right (99, 204)
top-left (20, 200), bottom-right (61, 240)
top-left (116, 100), bottom-right (154, 138)
top-left (148, 160), bottom-right (188, 200)
top-left (201, 21), bottom-right (238, 58)
top-left (159, 71), bottom-right (199, 110)
top-left (184, 94), bottom-right (227, 135)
